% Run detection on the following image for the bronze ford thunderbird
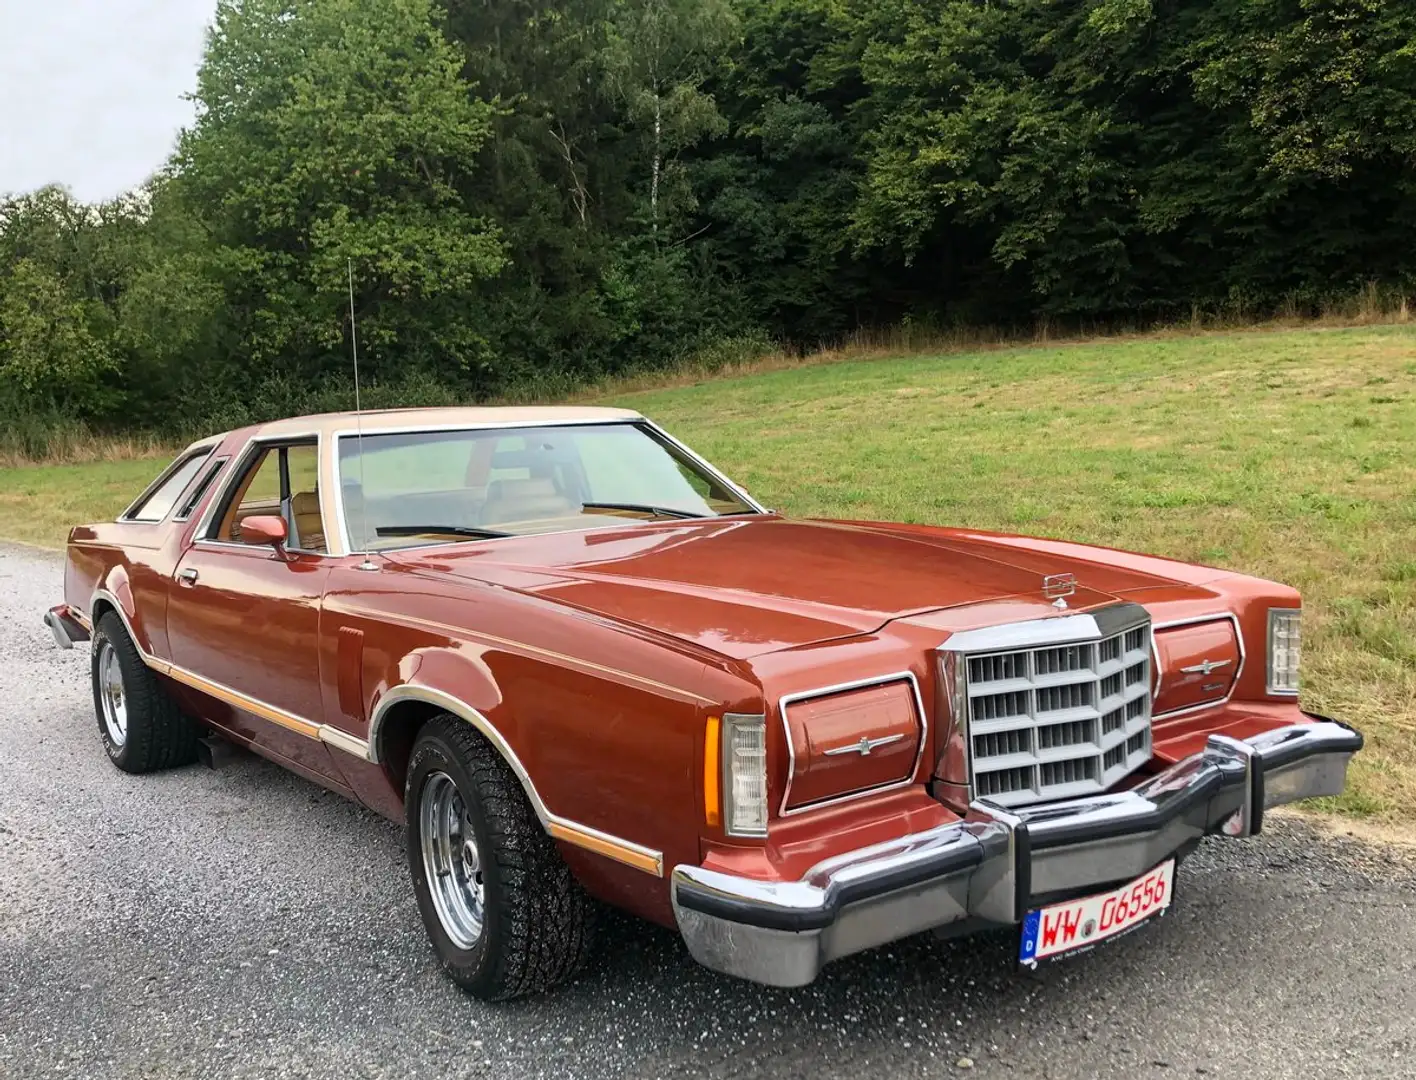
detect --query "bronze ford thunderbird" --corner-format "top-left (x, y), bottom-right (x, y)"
top-left (45, 406), bottom-right (1361, 998)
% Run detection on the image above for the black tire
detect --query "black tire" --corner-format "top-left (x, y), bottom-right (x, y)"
top-left (405, 714), bottom-right (595, 1000)
top-left (91, 611), bottom-right (199, 774)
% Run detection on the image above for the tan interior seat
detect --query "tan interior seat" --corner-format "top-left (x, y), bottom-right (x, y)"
top-left (480, 477), bottom-right (575, 526)
top-left (291, 491), bottom-right (326, 552)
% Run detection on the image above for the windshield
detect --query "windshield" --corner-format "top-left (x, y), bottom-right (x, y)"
top-left (337, 422), bottom-right (757, 550)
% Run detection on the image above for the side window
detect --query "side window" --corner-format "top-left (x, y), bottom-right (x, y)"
top-left (216, 448), bottom-right (281, 542)
top-left (211, 442), bottom-right (328, 553)
top-left (125, 451), bottom-right (212, 522)
top-left (285, 444), bottom-right (326, 553)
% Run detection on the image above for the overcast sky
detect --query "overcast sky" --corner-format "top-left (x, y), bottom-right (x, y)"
top-left (0, 1), bottom-right (218, 203)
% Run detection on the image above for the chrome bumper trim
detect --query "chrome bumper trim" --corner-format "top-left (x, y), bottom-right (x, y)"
top-left (672, 718), bottom-right (1361, 987)
top-left (44, 606), bottom-right (89, 650)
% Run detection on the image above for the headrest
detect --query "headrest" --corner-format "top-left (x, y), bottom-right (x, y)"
top-left (489, 477), bottom-right (560, 499)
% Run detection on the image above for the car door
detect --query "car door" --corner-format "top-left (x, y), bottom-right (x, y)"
top-left (166, 438), bottom-right (342, 782)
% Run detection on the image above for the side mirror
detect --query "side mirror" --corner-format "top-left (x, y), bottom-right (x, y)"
top-left (238, 515), bottom-right (289, 554)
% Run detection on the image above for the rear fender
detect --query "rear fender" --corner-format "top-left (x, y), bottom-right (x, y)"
top-left (90, 571), bottom-right (154, 659)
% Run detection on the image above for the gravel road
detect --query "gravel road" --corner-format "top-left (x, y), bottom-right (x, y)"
top-left (2, 542), bottom-right (1414, 1080)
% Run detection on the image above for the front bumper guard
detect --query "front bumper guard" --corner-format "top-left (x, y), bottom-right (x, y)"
top-left (671, 718), bottom-right (1361, 987)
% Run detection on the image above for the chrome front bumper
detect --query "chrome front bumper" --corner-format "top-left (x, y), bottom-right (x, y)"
top-left (671, 718), bottom-right (1361, 987)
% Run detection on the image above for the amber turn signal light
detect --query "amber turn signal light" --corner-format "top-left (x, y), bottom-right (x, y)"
top-left (703, 716), bottom-right (722, 827)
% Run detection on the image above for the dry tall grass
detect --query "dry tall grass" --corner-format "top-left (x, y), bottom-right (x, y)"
top-left (0, 431), bottom-right (179, 470)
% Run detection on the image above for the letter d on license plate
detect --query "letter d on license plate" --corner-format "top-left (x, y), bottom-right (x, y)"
top-left (1019, 859), bottom-right (1175, 966)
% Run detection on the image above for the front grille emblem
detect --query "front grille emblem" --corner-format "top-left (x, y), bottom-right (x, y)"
top-left (823, 733), bottom-right (905, 757)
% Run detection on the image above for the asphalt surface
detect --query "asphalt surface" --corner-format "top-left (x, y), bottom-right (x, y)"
top-left (3, 543), bottom-right (1415, 1080)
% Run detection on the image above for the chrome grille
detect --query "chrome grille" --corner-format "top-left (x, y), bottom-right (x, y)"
top-left (965, 612), bottom-right (1152, 808)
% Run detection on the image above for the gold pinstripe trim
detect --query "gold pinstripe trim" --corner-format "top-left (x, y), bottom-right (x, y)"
top-left (158, 662), bottom-right (323, 740)
top-left (346, 610), bottom-right (716, 706)
top-left (547, 821), bottom-right (663, 876)
top-left (157, 657), bottom-right (369, 761)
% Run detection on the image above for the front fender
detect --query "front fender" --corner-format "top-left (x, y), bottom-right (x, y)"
top-left (367, 647), bottom-right (664, 878)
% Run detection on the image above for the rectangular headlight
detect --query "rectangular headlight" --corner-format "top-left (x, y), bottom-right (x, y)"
top-left (1267, 608), bottom-right (1301, 694)
top-left (722, 714), bottom-right (768, 837)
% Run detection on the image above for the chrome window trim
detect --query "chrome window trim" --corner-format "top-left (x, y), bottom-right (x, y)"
top-left (776, 671), bottom-right (929, 818)
top-left (1265, 607), bottom-right (1302, 697)
top-left (173, 455), bottom-right (230, 523)
top-left (640, 418), bottom-right (767, 516)
top-left (189, 537), bottom-right (337, 560)
top-left (1150, 612), bottom-right (1246, 719)
top-left (329, 418), bottom-right (767, 556)
top-left (339, 511), bottom-right (764, 559)
top-left (118, 443), bottom-right (219, 523)
top-left (191, 431), bottom-right (333, 553)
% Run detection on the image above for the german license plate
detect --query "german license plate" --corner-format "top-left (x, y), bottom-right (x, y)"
top-left (1018, 859), bottom-right (1175, 966)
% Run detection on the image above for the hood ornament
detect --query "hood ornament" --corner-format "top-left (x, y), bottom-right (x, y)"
top-left (1180, 658), bottom-right (1232, 676)
top-left (1042, 572), bottom-right (1077, 610)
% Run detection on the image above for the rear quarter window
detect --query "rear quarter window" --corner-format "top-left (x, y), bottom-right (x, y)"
top-left (124, 451), bottom-right (213, 523)
top-left (174, 456), bottom-right (229, 522)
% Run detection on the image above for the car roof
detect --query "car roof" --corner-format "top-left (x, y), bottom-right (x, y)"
top-left (199, 405), bottom-right (647, 451)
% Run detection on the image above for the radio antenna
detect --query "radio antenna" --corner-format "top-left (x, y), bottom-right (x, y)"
top-left (348, 259), bottom-right (377, 572)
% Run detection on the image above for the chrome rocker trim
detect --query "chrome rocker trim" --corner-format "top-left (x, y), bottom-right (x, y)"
top-left (671, 717), bottom-right (1361, 988)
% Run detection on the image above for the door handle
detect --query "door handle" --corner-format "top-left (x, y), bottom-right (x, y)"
top-left (177, 568), bottom-right (199, 586)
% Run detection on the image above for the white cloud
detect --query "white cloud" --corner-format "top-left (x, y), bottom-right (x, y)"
top-left (0, 0), bottom-right (216, 203)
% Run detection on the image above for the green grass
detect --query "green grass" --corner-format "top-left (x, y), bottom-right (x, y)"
top-left (3, 323), bottom-right (1414, 817)
top-left (0, 458), bottom-right (177, 548)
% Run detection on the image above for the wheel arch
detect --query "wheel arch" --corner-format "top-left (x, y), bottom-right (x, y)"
top-left (89, 581), bottom-right (154, 661)
top-left (369, 683), bottom-right (664, 877)
top-left (370, 685), bottom-right (552, 827)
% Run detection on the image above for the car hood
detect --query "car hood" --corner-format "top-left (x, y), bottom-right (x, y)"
top-left (394, 517), bottom-right (1197, 660)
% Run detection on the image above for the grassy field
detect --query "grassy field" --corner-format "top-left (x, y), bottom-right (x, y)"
top-left (4, 324), bottom-right (1414, 816)
top-left (0, 458), bottom-right (178, 549)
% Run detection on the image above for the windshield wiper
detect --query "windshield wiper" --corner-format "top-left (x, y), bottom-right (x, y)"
top-left (374, 525), bottom-right (513, 539)
top-left (579, 501), bottom-right (709, 520)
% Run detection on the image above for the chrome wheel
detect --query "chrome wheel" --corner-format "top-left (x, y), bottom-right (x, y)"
top-left (97, 640), bottom-right (128, 748)
top-left (420, 771), bottom-right (485, 949)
